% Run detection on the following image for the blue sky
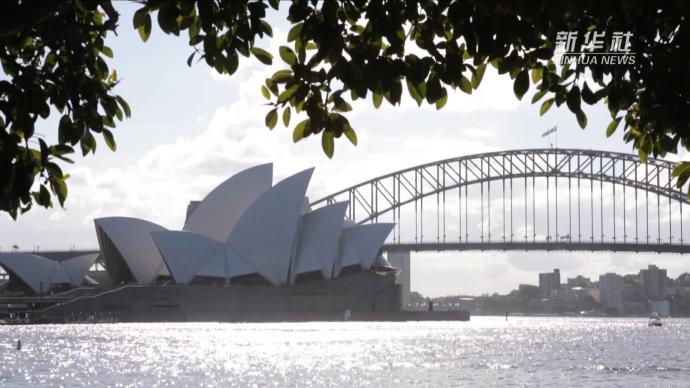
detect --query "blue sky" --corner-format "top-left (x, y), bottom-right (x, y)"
top-left (2, 3), bottom-right (689, 296)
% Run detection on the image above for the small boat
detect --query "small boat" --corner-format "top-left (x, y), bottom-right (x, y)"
top-left (648, 313), bottom-right (662, 327)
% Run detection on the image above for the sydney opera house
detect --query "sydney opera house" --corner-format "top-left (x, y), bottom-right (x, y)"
top-left (0, 164), bottom-right (403, 322)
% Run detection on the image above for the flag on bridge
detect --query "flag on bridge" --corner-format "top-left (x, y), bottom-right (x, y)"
top-left (541, 126), bottom-right (557, 137)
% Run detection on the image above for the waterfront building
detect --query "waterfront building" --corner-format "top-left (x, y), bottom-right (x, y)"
top-left (648, 300), bottom-right (670, 317)
top-left (0, 164), bottom-right (403, 321)
top-left (622, 275), bottom-right (644, 302)
top-left (94, 164), bottom-right (395, 287)
top-left (539, 269), bottom-right (561, 296)
top-left (566, 275), bottom-right (591, 288)
top-left (599, 273), bottom-right (623, 314)
top-left (639, 265), bottom-right (667, 300)
top-left (586, 287), bottom-right (600, 303)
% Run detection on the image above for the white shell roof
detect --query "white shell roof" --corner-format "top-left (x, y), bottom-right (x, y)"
top-left (0, 253), bottom-right (64, 294)
top-left (90, 165), bottom-right (395, 287)
top-left (335, 223), bottom-right (395, 276)
top-left (195, 246), bottom-right (256, 279)
top-left (374, 254), bottom-right (393, 267)
top-left (95, 217), bottom-right (168, 284)
top-left (152, 230), bottom-right (224, 284)
top-left (60, 253), bottom-right (99, 287)
top-left (291, 202), bottom-right (349, 283)
top-left (183, 163), bottom-right (272, 242)
top-left (227, 168), bottom-right (314, 285)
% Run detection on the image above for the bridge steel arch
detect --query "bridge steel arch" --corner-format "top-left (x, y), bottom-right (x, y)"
top-left (311, 148), bottom-right (690, 254)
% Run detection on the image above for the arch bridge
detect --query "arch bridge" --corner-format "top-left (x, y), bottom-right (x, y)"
top-left (311, 149), bottom-right (690, 254)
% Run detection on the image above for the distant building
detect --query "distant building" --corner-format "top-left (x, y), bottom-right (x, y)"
top-left (599, 273), bottom-right (623, 314)
top-left (622, 280), bottom-right (644, 302)
top-left (587, 287), bottom-right (600, 303)
top-left (539, 269), bottom-right (561, 296)
top-left (648, 300), bottom-right (670, 317)
top-left (639, 265), bottom-right (667, 300)
top-left (567, 275), bottom-right (591, 288)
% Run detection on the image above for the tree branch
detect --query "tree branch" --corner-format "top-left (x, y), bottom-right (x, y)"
top-left (0, 2), bottom-right (67, 38)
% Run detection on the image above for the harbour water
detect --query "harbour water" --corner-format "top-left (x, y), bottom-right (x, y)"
top-left (1, 317), bottom-right (688, 386)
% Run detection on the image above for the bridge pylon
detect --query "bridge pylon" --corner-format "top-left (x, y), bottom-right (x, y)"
top-left (387, 250), bottom-right (411, 310)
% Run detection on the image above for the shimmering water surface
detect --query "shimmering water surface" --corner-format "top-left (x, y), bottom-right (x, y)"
top-left (1, 317), bottom-right (688, 387)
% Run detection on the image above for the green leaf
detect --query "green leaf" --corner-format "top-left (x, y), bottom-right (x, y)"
top-left (531, 68), bottom-right (543, 83)
top-left (137, 13), bottom-right (152, 42)
top-left (188, 17), bottom-right (200, 40)
top-left (406, 80), bottom-right (423, 106)
top-left (531, 89), bottom-right (547, 104)
top-left (271, 69), bottom-right (293, 83)
top-left (278, 84), bottom-right (299, 103)
top-left (576, 109), bottom-right (587, 129)
top-left (344, 127), bottom-right (357, 145)
top-left (80, 130), bottom-right (96, 155)
top-left (513, 70), bottom-right (529, 100)
top-left (113, 104), bottom-right (124, 122)
top-left (293, 119), bottom-right (309, 142)
top-left (186, 52), bottom-right (196, 67)
top-left (672, 163), bottom-right (690, 191)
top-left (459, 75), bottom-right (472, 94)
top-left (50, 144), bottom-right (74, 156)
top-left (53, 178), bottom-right (68, 207)
top-left (540, 98), bottom-right (554, 116)
top-left (260, 19), bottom-right (273, 37)
top-left (672, 162), bottom-right (690, 177)
top-left (226, 52), bottom-right (239, 75)
top-left (581, 82), bottom-right (597, 105)
top-left (373, 92), bottom-right (383, 108)
top-left (133, 8), bottom-right (147, 28)
top-left (471, 63), bottom-right (486, 88)
top-left (101, 46), bottom-right (113, 58)
top-left (435, 90), bottom-right (448, 109)
top-left (566, 86), bottom-right (581, 113)
top-left (250, 47), bottom-right (273, 65)
top-left (333, 96), bottom-right (352, 112)
top-left (425, 79), bottom-right (441, 103)
top-left (157, 3), bottom-right (179, 33)
top-left (115, 96), bottom-right (131, 117)
top-left (322, 131), bottom-right (334, 158)
top-left (58, 115), bottom-right (72, 144)
top-left (606, 117), bottom-right (622, 137)
top-left (279, 46), bottom-right (297, 65)
top-left (287, 23), bottom-right (303, 42)
top-left (103, 129), bottom-right (117, 151)
top-left (638, 146), bottom-right (648, 163)
top-left (265, 108), bottom-right (278, 129)
top-left (261, 85), bottom-right (271, 100)
top-left (282, 107), bottom-right (291, 127)
top-left (36, 184), bottom-right (51, 207)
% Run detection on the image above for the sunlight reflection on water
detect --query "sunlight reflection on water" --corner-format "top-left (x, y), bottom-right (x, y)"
top-left (1, 317), bottom-right (689, 386)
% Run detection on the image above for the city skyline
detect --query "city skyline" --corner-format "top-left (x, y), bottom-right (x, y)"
top-left (427, 262), bottom-right (686, 298)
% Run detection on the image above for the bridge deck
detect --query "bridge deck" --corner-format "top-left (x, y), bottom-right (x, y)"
top-left (384, 242), bottom-right (690, 254)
